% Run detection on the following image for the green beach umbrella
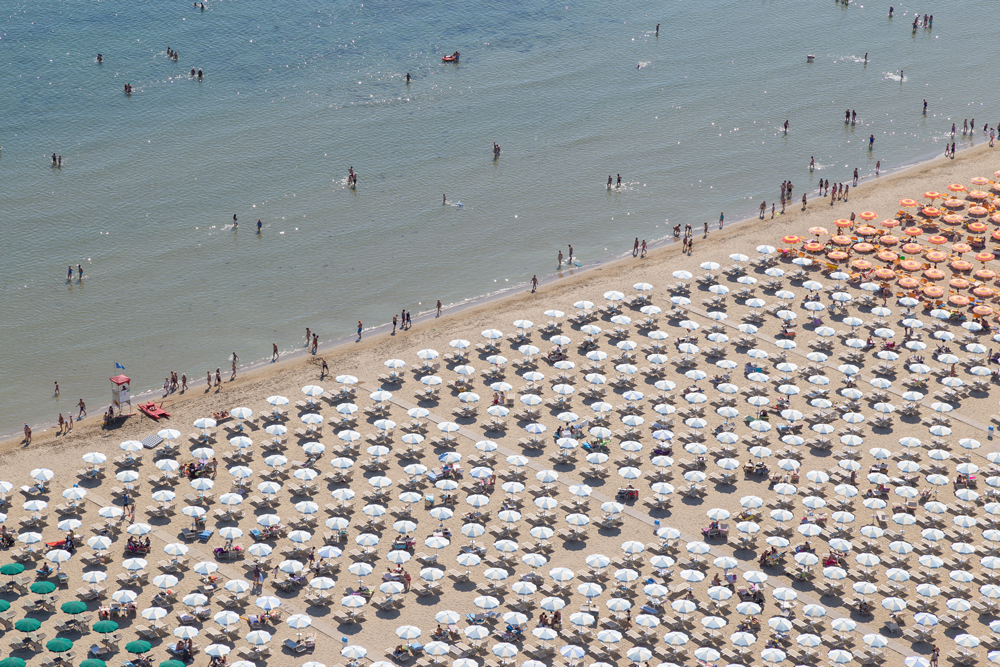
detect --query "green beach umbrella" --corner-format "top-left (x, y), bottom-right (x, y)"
top-left (80, 660), bottom-right (107, 667)
top-left (159, 661), bottom-right (186, 667)
top-left (46, 638), bottom-right (74, 653)
top-left (0, 658), bottom-right (27, 667)
top-left (93, 620), bottom-right (119, 634)
top-left (14, 618), bottom-right (42, 632)
top-left (126, 641), bottom-right (153, 654)
top-left (30, 581), bottom-right (56, 594)
top-left (0, 600), bottom-right (10, 612)
top-left (61, 601), bottom-right (88, 615)
top-left (0, 563), bottom-right (25, 576)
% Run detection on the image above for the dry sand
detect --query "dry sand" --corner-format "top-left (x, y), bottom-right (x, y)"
top-left (3, 144), bottom-right (1000, 667)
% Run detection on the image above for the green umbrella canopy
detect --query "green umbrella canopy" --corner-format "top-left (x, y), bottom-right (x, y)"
top-left (159, 661), bottom-right (186, 667)
top-left (61, 601), bottom-right (88, 615)
top-left (0, 658), bottom-right (27, 667)
top-left (30, 581), bottom-right (57, 595)
top-left (46, 638), bottom-right (74, 653)
top-left (0, 600), bottom-right (10, 612)
top-left (80, 661), bottom-right (107, 667)
top-left (0, 563), bottom-right (25, 576)
top-left (126, 641), bottom-right (152, 654)
top-left (14, 618), bottom-right (42, 632)
top-left (92, 620), bottom-right (119, 634)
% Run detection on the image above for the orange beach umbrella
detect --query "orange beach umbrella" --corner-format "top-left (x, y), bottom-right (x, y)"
top-left (948, 183), bottom-right (967, 193)
top-left (899, 199), bottom-right (918, 207)
top-left (859, 211), bottom-right (878, 221)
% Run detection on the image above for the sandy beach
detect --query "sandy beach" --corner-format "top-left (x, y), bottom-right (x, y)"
top-left (3, 143), bottom-right (1000, 667)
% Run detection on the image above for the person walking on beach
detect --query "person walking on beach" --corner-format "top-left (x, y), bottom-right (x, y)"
top-left (77, 399), bottom-right (87, 420)
top-left (633, 238), bottom-right (639, 257)
top-left (305, 328), bottom-right (311, 346)
top-left (230, 360), bottom-right (237, 381)
top-left (320, 358), bottom-right (329, 379)
top-left (703, 221), bottom-right (709, 237)
top-left (719, 212), bottom-right (724, 229)
top-left (771, 203), bottom-right (775, 219)
top-left (568, 244), bottom-right (573, 264)
top-left (272, 343), bottom-right (279, 361)
top-left (437, 300), bottom-right (442, 316)
top-left (312, 333), bottom-right (318, 353)
top-left (759, 201), bottom-right (766, 219)
top-left (58, 413), bottom-right (65, 435)
top-left (64, 412), bottom-right (73, 433)
top-left (357, 321), bottom-right (363, 341)
top-left (215, 368), bottom-right (222, 387)
top-left (23, 423), bottom-right (32, 444)
top-left (853, 168), bottom-right (859, 186)
top-left (844, 184), bottom-right (849, 201)
top-left (181, 373), bottom-right (188, 392)
top-left (641, 240), bottom-right (647, 257)
top-left (875, 161), bottom-right (880, 176)
top-left (802, 193), bottom-right (807, 209)
top-left (531, 275), bottom-right (538, 292)
top-left (392, 314), bottom-right (398, 334)
top-left (405, 311), bottom-right (412, 328)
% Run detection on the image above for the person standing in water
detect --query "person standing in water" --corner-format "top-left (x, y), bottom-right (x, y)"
top-left (530, 276), bottom-right (538, 292)
top-left (257, 219), bottom-right (262, 233)
top-left (875, 160), bottom-right (880, 176)
top-left (77, 264), bottom-right (83, 280)
top-left (641, 240), bottom-right (647, 257)
top-left (923, 99), bottom-right (927, 114)
top-left (783, 120), bottom-right (788, 133)
top-left (719, 212), bottom-right (724, 229)
top-left (655, 23), bottom-right (659, 35)
top-left (557, 250), bottom-right (563, 267)
top-left (442, 194), bottom-right (446, 205)
top-left (809, 157), bottom-right (815, 171)
top-left (272, 343), bottom-right (279, 361)
top-left (568, 244), bottom-right (574, 264)
top-left (67, 266), bottom-right (73, 281)
top-left (406, 73), bottom-right (410, 84)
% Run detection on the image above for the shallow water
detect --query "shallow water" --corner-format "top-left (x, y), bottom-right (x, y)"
top-left (0, 0), bottom-right (995, 431)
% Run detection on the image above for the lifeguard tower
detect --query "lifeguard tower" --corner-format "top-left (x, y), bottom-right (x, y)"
top-left (110, 374), bottom-right (132, 415)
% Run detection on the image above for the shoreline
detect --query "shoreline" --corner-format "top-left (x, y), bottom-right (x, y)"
top-left (4, 140), bottom-right (994, 448)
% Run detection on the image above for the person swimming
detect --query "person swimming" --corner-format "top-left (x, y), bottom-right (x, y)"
top-left (97, 53), bottom-right (103, 63)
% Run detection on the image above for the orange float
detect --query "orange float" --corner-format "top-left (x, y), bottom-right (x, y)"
top-left (969, 190), bottom-right (989, 200)
top-left (924, 268), bottom-right (945, 280)
top-left (952, 243), bottom-right (972, 254)
top-left (927, 236), bottom-right (948, 245)
top-left (901, 243), bottom-right (923, 254)
top-left (880, 219), bottom-right (900, 228)
top-left (949, 295), bottom-right (971, 306)
top-left (926, 251), bottom-right (948, 263)
top-left (827, 250), bottom-right (848, 261)
top-left (972, 177), bottom-right (990, 186)
top-left (851, 259), bottom-right (872, 270)
top-left (859, 211), bottom-right (878, 221)
top-left (853, 243), bottom-right (875, 253)
top-left (943, 199), bottom-right (964, 209)
top-left (969, 223), bottom-right (988, 233)
top-left (951, 260), bottom-right (972, 272)
top-left (974, 305), bottom-right (994, 316)
top-left (831, 235), bottom-right (852, 246)
top-left (877, 250), bottom-right (899, 262)
top-left (899, 199), bottom-right (918, 207)
top-left (969, 206), bottom-right (988, 217)
top-left (899, 260), bottom-right (921, 272)
top-left (874, 268), bottom-right (895, 280)
top-left (976, 269), bottom-right (997, 280)
top-left (973, 287), bottom-right (994, 298)
top-left (803, 242), bottom-right (824, 253)
top-left (948, 183), bottom-right (967, 193)
top-left (783, 235), bottom-right (802, 244)
top-left (949, 278), bottom-right (970, 289)
top-left (923, 285), bottom-right (944, 298)
top-left (834, 219), bottom-right (854, 228)
top-left (922, 207), bottom-right (941, 217)
top-left (879, 235), bottom-right (899, 246)
top-left (898, 276), bottom-right (920, 289)
top-left (808, 226), bottom-right (829, 236)
top-left (942, 214), bottom-right (964, 225)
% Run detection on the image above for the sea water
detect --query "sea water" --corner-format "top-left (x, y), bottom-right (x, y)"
top-left (0, 0), bottom-right (996, 431)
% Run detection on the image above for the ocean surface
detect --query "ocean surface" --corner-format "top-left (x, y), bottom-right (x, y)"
top-left (1, 0), bottom-right (997, 432)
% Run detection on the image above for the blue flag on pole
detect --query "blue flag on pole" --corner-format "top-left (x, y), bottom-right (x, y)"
top-left (116, 362), bottom-right (126, 370)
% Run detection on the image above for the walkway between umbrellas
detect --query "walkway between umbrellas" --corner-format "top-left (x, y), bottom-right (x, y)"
top-left (365, 384), bottom-right (916, 660)
top-left (81, 490), bottom-right (343, 644)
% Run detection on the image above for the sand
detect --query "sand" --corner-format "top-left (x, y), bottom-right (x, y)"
top-left (2, 144), bottom-right (1000, 667)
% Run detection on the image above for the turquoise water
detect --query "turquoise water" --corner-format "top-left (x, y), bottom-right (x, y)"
top-left (1, 0), bottom-right (996, 431)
